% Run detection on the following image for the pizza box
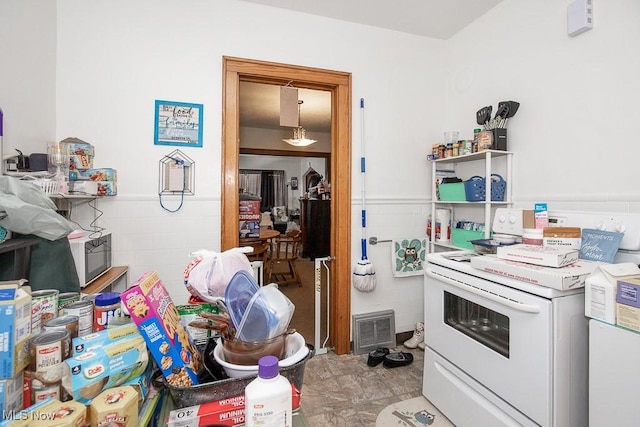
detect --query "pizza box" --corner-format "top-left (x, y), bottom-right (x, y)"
top-left (496, 244), bottom-right (579, 267)
top-left (470, 255), bottom-right (599, 290)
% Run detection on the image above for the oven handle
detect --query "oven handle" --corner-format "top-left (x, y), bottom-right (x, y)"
top-left (426, 269), bottom-right (541, 314)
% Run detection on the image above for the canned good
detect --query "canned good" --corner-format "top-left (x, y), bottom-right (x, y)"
top-left (58, 292), bottom-right (81, 315)
top-left (63, 300), bottom-right (94, 337)
top-left (29, 330), bottom-right (71, 386)
top-left (44, 314), bottom-right (80, 339)
top-left (31, 290), bottom-right (60, 333)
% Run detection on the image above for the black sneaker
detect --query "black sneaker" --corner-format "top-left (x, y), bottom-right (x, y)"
top-left (367, 347), bottom-right (390, 367)
top-left (382, 351), bottom-right (414, 368)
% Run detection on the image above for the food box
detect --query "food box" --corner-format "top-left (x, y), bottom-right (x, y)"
top-left (95, 181), bottom-right (116, 196)
top-left (89, 386), bottom-right (138, 427)
top-left (0, 284), bottom-right (31, 378)
top-left (0, 372), bottom-right (23, 413)
top-left (0, 398), bottom-right (86, 427)
top-left (616, 303), bottom-right (640, 332)
top-left (496, 244), bottom-right (579, 267)
top-left (62, 335), bottom-right (148, 404)
top-left (32, 399), bottom-right (87, 427)
top-left (121, 271), bottom-right (202, 387)
top-left (61, 138), bottom-right (94, 173)
top-left (72, 323), bottom-right (140, 355)
top-left (616, 277), bottom-right (640, 308)
top-left (470, 255), bottom-right (599, 290)
top-left (167, 385), bottom-right (301, 427)
top-left (239, 220), bottom-right (260, 239)
top-left (74, 168), bottom-right (117, 182)
top-left (585, 264), bottom-right (640, 324)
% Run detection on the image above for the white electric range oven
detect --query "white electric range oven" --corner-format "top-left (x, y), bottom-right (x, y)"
top-left (423, 209), bottom-right (640, 427)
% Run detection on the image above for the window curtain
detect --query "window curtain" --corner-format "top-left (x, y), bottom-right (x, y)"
top-left (240, 169), bottom-right (287, 212)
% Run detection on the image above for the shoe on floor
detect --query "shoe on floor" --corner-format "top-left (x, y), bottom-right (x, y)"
top-left (404, 322), bottom-right (424, 349)
top-left (418, 341), bottom-right (425, 350)
top-left (367, 347), bottom-right (390, 367)
top-left (383, 351), bottom-right (414, 368)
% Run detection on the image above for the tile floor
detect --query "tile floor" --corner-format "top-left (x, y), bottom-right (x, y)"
top-left (300, 345), bottom-right (426, 426)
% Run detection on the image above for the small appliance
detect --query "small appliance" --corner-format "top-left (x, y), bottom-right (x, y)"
top-left (69, 232), bottom-right (112, 287)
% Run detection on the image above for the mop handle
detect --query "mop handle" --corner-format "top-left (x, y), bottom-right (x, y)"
top-left (360, 98), bottom-right (368, 260)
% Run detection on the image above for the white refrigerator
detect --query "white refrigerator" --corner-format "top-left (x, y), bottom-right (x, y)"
top-left (589, 319), bottom-right (640, 427)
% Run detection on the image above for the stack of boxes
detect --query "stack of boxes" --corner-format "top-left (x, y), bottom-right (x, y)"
top-left (61, 138), bottom-right (117, 196)
top-left (239, 194), bottom-right (261, 239)
top-left (0, 284), bottom-right (31, 413)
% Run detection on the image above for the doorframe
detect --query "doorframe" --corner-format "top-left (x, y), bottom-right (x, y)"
top-left (221, 56), bottom-right (352, 355)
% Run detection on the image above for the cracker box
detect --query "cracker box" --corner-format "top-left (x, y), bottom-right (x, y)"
top-left (496, 244), bottom-right (579, 267)
top-left (585, 263), bottom-right (640, 324)
top-left (121, 271), bottom-right (201, 387)
top-left (0, 371), bottom-right (23, 414)
top-left (470, 255), bottom-right (599, 291)
top-left (89, 386), bottom-right (138, 427)
top-left (62, 335), bottom-right (148, 404)
top-left (0, 284), bottom-right (31, 378)
top-left (31, 399), bottom-right (87, 427)
top-left (167, 385), bottom-right (301, 427)
top-left (61, 138), bottom-right (94, 172)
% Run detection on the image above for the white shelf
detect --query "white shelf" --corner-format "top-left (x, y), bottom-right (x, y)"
top-left (429, 150), bottom-right (514, 250)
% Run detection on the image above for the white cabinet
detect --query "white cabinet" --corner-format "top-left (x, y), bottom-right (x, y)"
top-left (429, 150), bottom-right (513, 251)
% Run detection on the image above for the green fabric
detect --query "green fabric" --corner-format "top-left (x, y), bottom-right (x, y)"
top-left (0, 234), bottom-right (80, 292)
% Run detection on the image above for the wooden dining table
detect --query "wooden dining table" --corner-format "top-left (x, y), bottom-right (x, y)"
top-left (239, 228), bottom-right (280, 245)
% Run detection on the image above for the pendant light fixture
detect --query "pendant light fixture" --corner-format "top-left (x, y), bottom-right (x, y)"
top-left (283, 100), bottom-right (317, 147)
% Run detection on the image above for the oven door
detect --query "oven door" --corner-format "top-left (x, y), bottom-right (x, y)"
top-left (424, 263), bottom-right (552, 426)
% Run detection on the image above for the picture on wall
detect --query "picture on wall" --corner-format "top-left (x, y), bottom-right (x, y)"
top-left (154, 100), bottom-right (203, 147)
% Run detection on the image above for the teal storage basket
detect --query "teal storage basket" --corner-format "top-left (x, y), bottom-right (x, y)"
top-left (451, 229), bottom-right (486, 249)
top-left (438, 182), bottom-right (466, 201)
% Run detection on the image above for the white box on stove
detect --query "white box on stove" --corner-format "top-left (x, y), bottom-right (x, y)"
top-left (470, 255), bottom-right (599, 290)
top-left (585, 263), bottom-right (640, 324)
top-left (496, 244), bottom-right (579, 267)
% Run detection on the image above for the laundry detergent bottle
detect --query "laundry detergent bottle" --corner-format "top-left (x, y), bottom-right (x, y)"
top-left (245, 355), bottom-right (292, 427)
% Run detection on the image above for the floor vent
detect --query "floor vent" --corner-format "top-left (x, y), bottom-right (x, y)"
top-left (352, 310), bottom-right (395, 355)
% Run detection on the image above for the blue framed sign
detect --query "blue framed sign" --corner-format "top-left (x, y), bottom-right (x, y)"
top-left (154, 100), bottom-right (203, 147)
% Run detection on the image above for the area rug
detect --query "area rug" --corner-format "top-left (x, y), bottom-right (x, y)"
top-left (376, 396), bottom-right (455, 427)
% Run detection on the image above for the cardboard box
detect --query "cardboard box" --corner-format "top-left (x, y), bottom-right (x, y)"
top-left (470, 255), bottom-right (599, 290)
top-left (616, 277), bottom-right (640, 308)
top-left (239, 220), bottom-right (260, 239)
top-left (523, 210), bottom-right (535, 229)
top-left (167, 385), bottom-right (301, 427)
top-left (616, 303), bottom-right (640, 333)
top-left (496, 244), bottom-right (579, 267)
top-left (585, 263), bottom-right (640, 324)
top-left (121, 272), bottom-right (201, 387)
top-left (0, 284), bottom-right (31, 378)
top-left (31, 399), bottom-right (87, 427)
top-left (62, 335), bottom-right (148, 404)
top-left (89, 386), bottom-right (138, 427)
top-left (0, 372), bottom-right (23, 414)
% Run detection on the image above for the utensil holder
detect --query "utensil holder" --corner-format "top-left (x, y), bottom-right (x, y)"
top-left (492, 128), bottom-right (507, 151)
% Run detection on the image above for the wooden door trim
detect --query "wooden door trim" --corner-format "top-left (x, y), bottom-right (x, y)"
top-left (221, 56), bottom-right (352, 354)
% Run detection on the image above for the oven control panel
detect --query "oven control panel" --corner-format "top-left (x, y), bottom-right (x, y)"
top-left (492, 208), bottom-right (524, 235)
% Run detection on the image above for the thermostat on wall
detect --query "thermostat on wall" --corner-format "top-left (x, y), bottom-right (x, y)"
top-left (567, 0), bottom-right (593, 37)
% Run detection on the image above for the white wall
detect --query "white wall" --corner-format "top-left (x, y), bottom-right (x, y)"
top-left (3, 0), bottom-right (638, 338)
top-left (446, 0), bottom-right (640, 212)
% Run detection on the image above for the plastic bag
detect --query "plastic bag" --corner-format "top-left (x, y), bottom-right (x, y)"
top-left (184, 247), bottom-right (253, 303)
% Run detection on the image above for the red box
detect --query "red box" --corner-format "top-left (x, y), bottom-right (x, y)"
top-left (167, 385), bottom-right (301, 427)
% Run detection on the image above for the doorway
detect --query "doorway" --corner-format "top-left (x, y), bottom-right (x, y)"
top-left (221, 57), bottom-right (352, 355)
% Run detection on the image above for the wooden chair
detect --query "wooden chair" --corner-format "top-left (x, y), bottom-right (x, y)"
top-left (267, 229), bottom-right (302, 286)
top-left (244, 241), bottom-right (270, 285)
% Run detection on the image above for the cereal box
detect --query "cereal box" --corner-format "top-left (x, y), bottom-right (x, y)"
top-left (89, 386), bottom-right (138, 427)
top-left (121, 271), bottom-right (201, 387)
top-left (0, 284), bottom-right (31, 378)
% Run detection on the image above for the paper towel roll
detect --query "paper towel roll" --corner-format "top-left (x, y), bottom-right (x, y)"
top-left (436, 209), bottom-right (451, 242)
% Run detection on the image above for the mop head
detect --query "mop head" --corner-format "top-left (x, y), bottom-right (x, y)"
top-left (352, 258), bottom-right (376, 292)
